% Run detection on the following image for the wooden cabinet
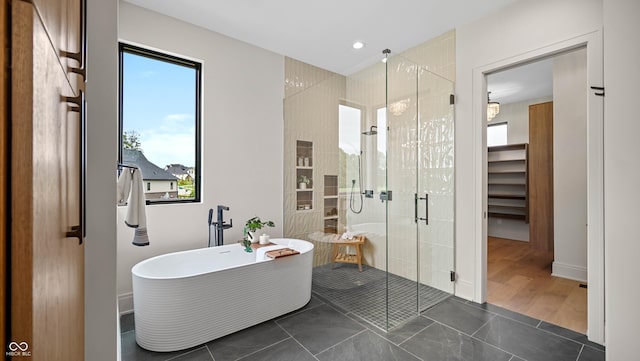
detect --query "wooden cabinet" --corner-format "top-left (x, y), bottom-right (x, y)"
top-left (9, 1), bottom-right (84, 359)
top-left (528, 101), bottom-right (554, 251)
top-left (32, 0), bottom-right (84, 93)
top-left (488, 144), bottom-right (529, 222)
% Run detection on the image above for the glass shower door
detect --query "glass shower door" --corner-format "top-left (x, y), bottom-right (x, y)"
top-left (384, 55), bottom-right (420, 329)
top-left (417, 69), bottom-right (455, 309)
top-left (384, 55), bottom-right (455, 329)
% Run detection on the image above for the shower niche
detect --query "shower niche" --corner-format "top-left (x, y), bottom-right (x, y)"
top-left (296, 140), bottom-right (313, 211)
top-left (323, 175), bottom-right (338, 233)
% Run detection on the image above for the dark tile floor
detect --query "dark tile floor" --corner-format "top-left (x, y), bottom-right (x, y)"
top-left (312, 264), bottom-right (451, 330)
top-left (120, 296), bottom-right (605, 361)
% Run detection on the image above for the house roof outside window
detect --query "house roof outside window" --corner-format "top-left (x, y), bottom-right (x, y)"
top-left (122, 149), bottom-right (178, 181)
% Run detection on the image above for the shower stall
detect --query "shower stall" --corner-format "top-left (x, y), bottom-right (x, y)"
top-left (284, 48), bottom-right (455, 331)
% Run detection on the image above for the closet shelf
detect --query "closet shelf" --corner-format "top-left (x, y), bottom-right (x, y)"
top-left (488, 194), bottom-right (526, 200)
top-left (488, 143), bottom-right (529, 222)
top-left (488, 170), bottom-right (526, 174)
top-left (488, 212), bottom-right (527, 221)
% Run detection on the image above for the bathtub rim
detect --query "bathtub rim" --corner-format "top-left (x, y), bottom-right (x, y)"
top-left (131, 238), bottom-right (313, 280)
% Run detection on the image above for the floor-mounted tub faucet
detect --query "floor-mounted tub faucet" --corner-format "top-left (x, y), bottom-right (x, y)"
top-left (208, 205), bottom-right (232, 247)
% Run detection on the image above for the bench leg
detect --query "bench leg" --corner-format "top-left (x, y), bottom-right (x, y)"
top-left (356, 244), bottom-right (363, 272)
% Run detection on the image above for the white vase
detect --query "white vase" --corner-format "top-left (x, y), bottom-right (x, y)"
top-left (248, 231), bottom-right (259, 243)
top-left (299, 182), bottom-right (307, 190)
top-left (259, 234), bottom-right (270, 245)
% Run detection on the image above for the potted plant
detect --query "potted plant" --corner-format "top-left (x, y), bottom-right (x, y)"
top-left (298, 175), bottom-right (311, 189)
top-left (244, 216), bottom-right (275, 243)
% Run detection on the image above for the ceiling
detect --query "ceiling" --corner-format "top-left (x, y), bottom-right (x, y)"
top-left (487, 58), bottom-right (553, 105)
top-left (123, 0), bottom-right (518, 75)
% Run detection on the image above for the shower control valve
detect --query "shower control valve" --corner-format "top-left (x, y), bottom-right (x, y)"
top-left (380, 190), bottom-right (392, 202)
top-left (363, 190), bottom-right (374, 198)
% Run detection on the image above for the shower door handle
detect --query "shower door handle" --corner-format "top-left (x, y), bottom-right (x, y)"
top-left (416, 193), bottom-right (428, 225)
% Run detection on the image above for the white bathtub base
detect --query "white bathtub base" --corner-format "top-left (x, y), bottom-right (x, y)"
top-left (132, 239), bottom-right (313, 352)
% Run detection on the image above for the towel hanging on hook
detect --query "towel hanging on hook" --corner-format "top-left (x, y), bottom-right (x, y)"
top-left (117, 162), bottom-right (150, 246)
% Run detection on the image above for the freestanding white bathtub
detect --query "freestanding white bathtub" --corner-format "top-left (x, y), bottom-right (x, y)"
top-left (132, 238), bottom-right (314, 352)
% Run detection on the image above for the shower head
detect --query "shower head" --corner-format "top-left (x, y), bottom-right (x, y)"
top-left (362, 125), bottom-right (378, 136)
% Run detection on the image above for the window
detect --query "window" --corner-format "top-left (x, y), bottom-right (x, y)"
top-left (338, 104), bottom-right (361, 155)
top-left (119, 43), bottom-right (201, 203)
top-left (487, 122), bottom-right (507, 147)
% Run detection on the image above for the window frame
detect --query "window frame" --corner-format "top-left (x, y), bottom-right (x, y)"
top-left (487, 121), bottom-right (508, 147)
top-left (118, 42), bottom-right (202, 204)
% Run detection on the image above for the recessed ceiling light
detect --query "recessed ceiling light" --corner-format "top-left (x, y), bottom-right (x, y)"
top-left (352, 41), bottom-right (365, 50)
top-left (381, 58), bottom-right (388, 63)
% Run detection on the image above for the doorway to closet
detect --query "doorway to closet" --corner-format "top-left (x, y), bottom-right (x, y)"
top-left (485, 47), bottom-right (588, 334)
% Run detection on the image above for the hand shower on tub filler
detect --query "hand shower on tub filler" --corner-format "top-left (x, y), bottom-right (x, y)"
top-left (208, 205), bottom-right (232, 247)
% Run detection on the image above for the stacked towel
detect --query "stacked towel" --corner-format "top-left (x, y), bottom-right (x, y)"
top-left (117, 168), bottom-right (149, 246)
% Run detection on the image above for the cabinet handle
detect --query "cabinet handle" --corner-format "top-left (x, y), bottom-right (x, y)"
top-left (60, 0), bottom-right (86, 81)
top-left (62, 91), bottom-right (86, 244)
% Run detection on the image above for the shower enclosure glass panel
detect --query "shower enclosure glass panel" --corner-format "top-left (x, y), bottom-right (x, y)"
top-left (416, 67), bottom-right (456, 302)
top-left (283, 53), bottom-right (454, 333)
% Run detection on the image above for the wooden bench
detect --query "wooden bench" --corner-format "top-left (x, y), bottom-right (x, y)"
top-left (331, 235), bottom-right (366, 272)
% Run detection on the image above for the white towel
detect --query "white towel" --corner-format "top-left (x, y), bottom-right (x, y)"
top-left (117, 168), bottom-right (149, 246)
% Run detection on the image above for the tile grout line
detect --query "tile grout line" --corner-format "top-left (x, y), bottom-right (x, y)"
top-left (205, 345), bottom-right (216, 361)
top-left (274, 320), bottom-right (321, 361)
top-left (574, 344), bottom-right (585, 361)
top-left (394, 323), bottom-right (432, 347)
top-left (471, 313), bottom-right (496, 337)
top-left (275, 302), bottom-right (324, 322)
top-left (464, 302), bottom-right (542, 329)
top-left (234, 337), bottom-right (292, 361)
top-left (431, 320), bottom-right (519, 359)
top-left (399, 319), bottom-right (438, 347)
top-left (467, 306), bottom-right (596, 350)
top-left (313, 328), bottom-right (368, 357)
top-left (343, 311), bottom-right (432, 349)
top-left (522, 316), bottom-right (598, 349)
top-left (164, 346), bottom-right (207, 361)
top-left (396, 343), bottom-right (427, 361)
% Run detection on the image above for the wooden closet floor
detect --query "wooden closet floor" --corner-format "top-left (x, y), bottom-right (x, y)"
top-left (487, 237), bottom-right (587, 334)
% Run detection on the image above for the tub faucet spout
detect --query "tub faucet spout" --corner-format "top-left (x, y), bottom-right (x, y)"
top-left (209, 205), bottom-right (232, 247)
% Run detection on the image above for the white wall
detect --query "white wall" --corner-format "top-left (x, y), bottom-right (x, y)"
top-left (603, 0), bottom-right (640, 358)
top-left (455, 0), bottom-right (602, 301)
top-left (489, 97), bottom-right (554, 145)
top-left (86, 0), bottom-right (119, 359)
top-left (552, 48), bottom-right (588, 282)
top-left (117, 2), bottom-right (284, 312)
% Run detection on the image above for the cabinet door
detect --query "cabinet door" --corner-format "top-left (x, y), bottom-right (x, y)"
top-left (32, 0), bottom-right (84, 93)
top-left (1, 0), bottom-right (8, 351)
top-left (11, 1), bottom-right (84, 360)
top-left (528, 101), bottom-right (554, 251)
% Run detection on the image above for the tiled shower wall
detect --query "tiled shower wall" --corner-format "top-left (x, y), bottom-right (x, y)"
top-left (284, 58), bottom-right (346, 266)
top-left (284, 31), bottom-right (456, 291)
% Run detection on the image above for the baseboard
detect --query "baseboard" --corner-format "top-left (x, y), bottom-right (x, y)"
top-left (118, 292), bottom-right (134, 315)
top-left (454, 279), bottom-right (475, 302)
top-left (552, 261), bottom-right (587, 283)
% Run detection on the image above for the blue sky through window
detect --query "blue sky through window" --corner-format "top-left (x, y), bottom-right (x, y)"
top-left (122, 52), bottom-right (197, 168)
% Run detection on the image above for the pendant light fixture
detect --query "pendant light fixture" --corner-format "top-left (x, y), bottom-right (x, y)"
top-left (487, 91), bottom-right (500, 121)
